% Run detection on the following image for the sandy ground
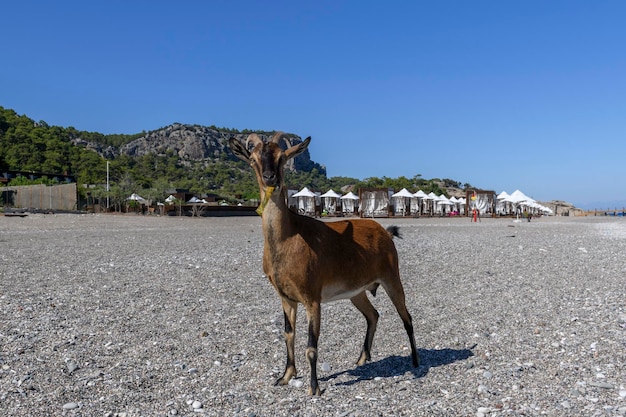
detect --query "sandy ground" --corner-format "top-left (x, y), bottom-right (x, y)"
top-left (1, 213), bottom-right (625, 416)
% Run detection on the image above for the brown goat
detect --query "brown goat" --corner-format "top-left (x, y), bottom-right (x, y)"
top-left (229, 132), bottom-right (419, 395)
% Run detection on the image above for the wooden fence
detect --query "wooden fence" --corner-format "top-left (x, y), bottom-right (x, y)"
top-left (1, 183), bottom-right (78, 211)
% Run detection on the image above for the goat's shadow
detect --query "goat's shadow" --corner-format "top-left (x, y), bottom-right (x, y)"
top-left (320, 346), bottom-right (475, 386)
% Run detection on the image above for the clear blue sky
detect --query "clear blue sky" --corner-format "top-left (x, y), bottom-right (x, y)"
top-left (2, 1), bottom-right (625, 209)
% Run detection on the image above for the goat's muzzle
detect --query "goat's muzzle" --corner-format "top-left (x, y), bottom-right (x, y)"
top-left (262, 172), bottom-right (278, 187)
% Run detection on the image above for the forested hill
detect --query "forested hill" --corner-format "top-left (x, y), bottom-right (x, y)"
top-left (71, 122), bottom-right (319, 174)
top-left (0, 105), bottom-right (455, 201)
top-left (0, 106), bottom-right (329, 198)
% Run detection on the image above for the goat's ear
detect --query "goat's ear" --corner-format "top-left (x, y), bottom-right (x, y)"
top-left (285, 136), bottom-right (311, 160)
top-left (229, 137), bottom-right (251, 163)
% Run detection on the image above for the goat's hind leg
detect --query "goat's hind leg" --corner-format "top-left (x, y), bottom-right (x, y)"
top-left (275, 298), bottom-right (298, 386)
top-left (350, 291), bottom-right (379, 366)
top-left (382, 279), bottom-right (420, 367)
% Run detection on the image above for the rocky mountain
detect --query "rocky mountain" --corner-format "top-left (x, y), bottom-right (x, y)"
top-left (72, 123), bottom-right (323, 174)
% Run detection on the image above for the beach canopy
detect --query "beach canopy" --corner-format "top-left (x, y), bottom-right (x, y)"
top-left (392, 188), bottom-right (414, 198)
top-left (320, 189), bottom-right (342, 213)
top-left (436, 194), bottom-right (453, 205)
top-left (292, 187), bottom-right (317, 215)
top-left (414, 190), bottom-right (428, 199)
top-left (341, 191), bottom-right (359, 200)
top-left (165, 194), bottom-right (176, 203)
top-left (320, 189), bottom-right (342, 198)
top-left (505, 189), bottom-right (535, 204)
top-left (293, 187), bottom-right (316, 198)
top-left (392, 188), bottom-right (414, 215)
top-left (127, 193), bottom-right (147, 204)
top-left (497, 191), bottom-right (510, 200)
top-left (340, 191), bottom-right (359, 214)
top-left (436, 194), bottom-right (450, 202)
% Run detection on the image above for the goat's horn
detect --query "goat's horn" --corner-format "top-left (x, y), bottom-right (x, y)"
top-left (271, 131), bottom-right (286, 144)
top-left (246, 133), bottom-right (263, 148)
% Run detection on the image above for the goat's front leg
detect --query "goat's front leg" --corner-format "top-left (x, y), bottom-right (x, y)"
top-left (275, 298), bottom-right (297, 386)
top-left (305, 301), bottom-right (322, 395)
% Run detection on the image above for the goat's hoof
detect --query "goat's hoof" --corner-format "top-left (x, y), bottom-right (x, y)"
top-left (356, 352), bottom-right (371, 366)
top-left (274, 377), bottom-right (289, 386)
top-left (274, 367), bottom-right (297, 386)
top-left (412, 353), bottom-right (420, 368)
top-left (308, 386), bottom-right (322, 396)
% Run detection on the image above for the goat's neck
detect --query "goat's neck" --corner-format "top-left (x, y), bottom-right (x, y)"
top-left (261, 187), bottom-right (296, 241)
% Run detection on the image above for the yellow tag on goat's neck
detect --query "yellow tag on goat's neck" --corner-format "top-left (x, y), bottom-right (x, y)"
top-left (256, 186), bottom-right (275, 215)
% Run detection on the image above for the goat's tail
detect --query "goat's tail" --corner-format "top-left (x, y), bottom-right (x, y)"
top-left (386, 225), bottom-right (402, 239)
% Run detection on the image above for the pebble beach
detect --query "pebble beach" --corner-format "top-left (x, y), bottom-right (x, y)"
top-left (1, 213), bottom-right (625, 416)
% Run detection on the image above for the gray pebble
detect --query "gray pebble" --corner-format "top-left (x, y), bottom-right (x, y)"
top-left (66, 361), bottom-right (79, 374)
top-left (588, 381), bottom-right (614, 389)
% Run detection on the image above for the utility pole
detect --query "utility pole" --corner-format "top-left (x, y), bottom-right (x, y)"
top-left (106, 161), bottom-right (110, 210)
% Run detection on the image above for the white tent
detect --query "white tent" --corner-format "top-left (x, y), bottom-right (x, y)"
top-left (320, 189), bottom-right (342, 214)
top-left (521, 200), bottom-right (552, 215)
top-left (435, 194), bottom-right (453, 215)
top-left (340, 192), bottom-right (359, 215)
top-left (392, 188), bottom-right (414, 198)
top-left (497, 191), bottom-right (510, 200)
top-left (504, 189), bottom-right (536, 219)
top-left (538, 204), bottom-right (554, 215)
top-left (412, 190), bottom-right (428, 215)
top-left (293, 187), bottom-right (316, 197)
top-left (321, 189), bottom-right (342, 198)
top-left (414, 191), bottom-right (434, 215)
top-left (127, 193), bottom-right (147, 204)
top-left (424, 192), bottom-right (438, 215)
top-left (505, 189), bottom-right (535, 204)
top-left (449, 196), bottom-right (461, 215)
top-left (436, 194), bottom-right (452, 204)
top-left (496, 191), bottom-right (512, 215)
top-left (391, 188), bottom-right (414, 216)
top-left (293, 187), bottom-right (317, 216)
top-left (165, 194), bottom-right (176, 204)
top-left (187, 196), bottom-right (203, 203)
top-left (458, 197), bottom-right (466, 215)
